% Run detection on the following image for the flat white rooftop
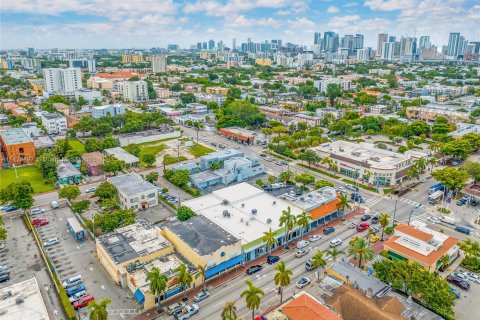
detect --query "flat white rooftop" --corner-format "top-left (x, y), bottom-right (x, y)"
top-left (183, 183), bottom-right (304, 245)
top-left (0, 277), bottom-right (50, 320)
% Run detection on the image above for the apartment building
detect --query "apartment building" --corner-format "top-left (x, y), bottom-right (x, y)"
top-left (118, 80), bottom-right (148, 102)
top-left (205, 87), bottom-right (229, 95)
top-left (108, 173), bottom-right (158, 210)
top-left (405, 106), bottom-right (471, 123)
top-left (0, 128), bottom-right (36, 167)
top-left (40, 112), bottom-right (67, 135)
top-left (92, 104), bottom-right (126, 119)
top-left (43, 67), bottom-right (82, 93)
top-left (314, 78), bottom-right (351, 93)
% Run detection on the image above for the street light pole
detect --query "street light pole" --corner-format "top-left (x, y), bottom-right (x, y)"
top-left (392, 199), bottom-right (397, 227)
top-left (408, 204), bottom-right (421, 226)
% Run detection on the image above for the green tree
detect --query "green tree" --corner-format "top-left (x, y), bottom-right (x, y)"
top-left (221, 301), bottom-right (237, 320)
top-left (378, 213), bottom-right (390, 241)
top-left (102, 156), bottom-right (127, 174)
top-left (177, 263), bottom-right (193, 298)
top-left (85, 138), bottom-right (104, 152)
top-left (439, 255), bottom-right (450, 270)
top-left (88, 298), bottom-right (111, 320)
top-left (325, 246), bottom-right (344, 266)
top-left (71, 200), bottom-right (91, 214)
top-left (296, 211), bottom-right (311, 239)
top-left (310, 250), bottom-right (327, 281)
top-left (141, 153), bottom-right (156, 166)
top-left (299, 149), bottom-right (319, 167)
top-left (36, 152), bottom-right (58, 179)
top-left (326, 83), bottom-right (342, 106)
top-left (274, 261), bottom-right (292, 304)
top-left (0, 181), bottom-right (34, 215)
top-left (145, 172), bottom-right (159, 184)
top-left (94, 181), bottom-right (117, 200)
top-left (279, 171), bottom-right (293, 184)
top-left (262, 228), bottom-right (276, 254)
top-left (94, 209), bottom-right (136, 232)
top-left (295, 173), bottom-right (315, 190)
top-left (176, 206), bottom-right (196, 221)
top-left (348, 238), bottom-right (375, 268)
top-left (124, 144), bottom-right (141, 157)
top-left (146, 267), bottom-right (168, 311)
top-left (314, 180), bottom-right (334, 190)
top-left (441, 139), bottom-right (472, 160)
top-left (58, 185), bottom-right (81, 202)
top-left (268, 175), bottom-right (277, 185)
top-left (279, 207), bottom-right (296, 248)
top-left (195, 264), bottom-right (208, 292)
top-left (432, 167), bottom-right (470, 193)
top-left (336, 194), bottom-right (352, 214)
top-left (165, 169), bottom-right (190, 188)
top-left (462, 161), bottom-right (480, 183)
top-left (240, 280), bottom-right (265, 320)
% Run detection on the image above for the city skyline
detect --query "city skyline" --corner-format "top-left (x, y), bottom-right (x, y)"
top-left (2, 0), bottom-right (479, 49)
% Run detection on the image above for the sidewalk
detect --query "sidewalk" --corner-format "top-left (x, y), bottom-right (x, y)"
top-left (131, 209), bottom-right (364, 320)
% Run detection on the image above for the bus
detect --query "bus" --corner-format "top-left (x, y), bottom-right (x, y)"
top-left (428, 183), bottom-right (445, 194)
top-left (67, 218), bottom-right (85, 241)
top-left (428, 190), bottom-right (444, 204)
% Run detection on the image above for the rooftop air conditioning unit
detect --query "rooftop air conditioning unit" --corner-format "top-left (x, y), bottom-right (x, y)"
top-left (300, 197), bottom-right (305, 201)
top-left (241, 203), bottom-right (245, 207)
top-left (240, 218), bottom-right (244, 223)
top-left (246, 221), bottom-right (249, 226)
top-left (251, 209), bottom-right (257, 214)
top-left (266, 218), bottom-right (272, 224)
top-left (272, 201), bottom-right (276, 205)
top-left (339, 148), bottom-right (344, 152)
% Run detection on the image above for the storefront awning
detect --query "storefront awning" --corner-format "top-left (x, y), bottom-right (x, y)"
top-left (134, 288), bottom-right (145, 304)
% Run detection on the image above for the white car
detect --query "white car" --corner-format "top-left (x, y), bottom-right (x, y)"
top-left (427, 216), bottom-right (441, 224)
top-left (348, 221), bottom-right (358, 229)
top-left (85, 187), bottom-right (96, 193)
top-left (335, 187), bottom-right (346, 193)
top-left (309, 235), bottom-right (322, 242)
top-left (452, 272), bottom-right (469, 282)
top-left (463, 272), bottom-right (480, 284)
top-left (295, 277), bottom-right (311, 289)
top-left (329, 239), bottom-right (342, 247)
top-left (295, 248), bottom-right (310, 258)
top-left (43, 238), bottom-right (60, 247)
top-left (30, 208), bottom-right (45, 216)
top-left (69, 290), bottom-right (87, 303)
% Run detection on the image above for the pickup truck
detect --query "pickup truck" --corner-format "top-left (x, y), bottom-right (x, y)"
top-left (174, 304), bottom-right (199, 320)
top-left (165, 302), bottom-right (186, 315)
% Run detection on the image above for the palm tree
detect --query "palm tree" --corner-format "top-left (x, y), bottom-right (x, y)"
top-left (279, 206), bottom-right (296, 248)
top-left (439, 255), bottom-right (450, 270)
top-left (366, 228), bottom-right (377, 245)
top-left (428, 156), bottom-right (438, 172)
top-left (300, 150), bottom-right (319, 167)
top-left (195, 264), bottom-right (208, 292)
top-left (336, 194), bottom-right (353, 215)
top-left (193, 122), bottom-right (203, 143)
top-left (146, 267), bottom-right (168, 311)
top-left (240, 280), bottom-right (265, 320)
top-left (414, 158), bottom-right (427, 174)
top-left (177, 263), bottom-right (193, 299)
top-left (348, 238), bottom-right (375, 268)
top-left (296, 212), bottom-right (311, 239)
top-left (274, 261), bottom-right (292, 303)
top-left (330, 163), bottom-right (339, 177)
top-left (363, 170), bottom-right (372, 184)
top-left (325, 246), bottom-right (345, 266)
top-left (262, 228), bottom-right (276, 254)
top-left (279, 171), bottom-right (293, 184)
top-left (321, 156), bottom-right (332, 170)
top-left (378, 213), bottom-right (390, 241)
top-left (310, 250), bottom-right (327, 281)
top-left (88, 298), bottom-right (111, 320)
top-left (221, 301), bottom-right (237, 320)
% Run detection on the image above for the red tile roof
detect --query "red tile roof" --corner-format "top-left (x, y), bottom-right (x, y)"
top-left (308, 198), bottom-right (341, 220)
top-left (283, 293), bottom-right (342, 320)
top-left (96, 72), bottom-right (146, 79)
top-left (394, 224), bottom-right (432, 242)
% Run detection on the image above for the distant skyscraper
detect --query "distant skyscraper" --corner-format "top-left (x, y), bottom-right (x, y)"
top-left (208, 40), bottom-right (215, 50)
top-left (87, 58), bottom-right (96, 73)
top-left (419, 36), bottom-right (431, 50)
top-left (357, 48), bottom-right (371, 62)
top-left (447, 32), bottom-right (461, 57)
top-left (324, 31), bottom-right (339, 53)
top-left (341, 35), bottom-right (354, 55)
top-left (377, 33), bottom-right (388, 56)
top-left (314, 32), bottom-right (322, 45)
top-left (388, 36), bottom-right (396, 43)
top-left (232, 38), bottom-right (236, 50)
top-left (400, 36), bottom-right (417, 56)
top-left (27, 47), bottom-right (34, 57)
top-left (380, 42), bottom-right (395, 61)
top-left (196, 42), bottom-right (202, 50)
top-left (202, 42), bottom-right (207, 50)
top-left (353, 34), bottom-right (364, 52)
top-left (217, 40), bottom-right (224, 51)
top-left (151, 55), bottom-right (167, 73)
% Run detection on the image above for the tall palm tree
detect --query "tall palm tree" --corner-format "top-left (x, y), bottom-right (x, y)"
top-left (296, 212), bottom-right (311, 239)
top-left (363, 170), bottom-right (372, 183)
top-left (336, 194), bottom-right (353, 215)
top-left (310, 250), bottom-right (327, 281)
top-left (240, 280), bottom-right (265, 320)
top-left (330, 163), bottom-right (339, 177)
top-left (321, 156), bottom-right (332, 171)
top-left (274, 261), bottom-right (293, 303)
top-left (177, 263), bottom-right (193, 299)
top-left (88, 298), bottom-right (111, 320)
top-left (366, 228), bottom-right (377, 245)
top-left (221, 301), bottom-right (237, 320)
top-left (428, 156), bottom-right (438, 172)
top-left (262, 228), bottom-right (277, 254)
top-left (414, 158), bottom-right (427, 174)
top-left (195, 264), bottom-right (208, 292)
top-left (325, 246), bottom-right (345, 266)
top-left (279, 206), bottom-right (296, 248)
top-left (193, 122), bottom-right (203, 143)
top-left (378, 213), bottom-right (390, 241)
top-left (439, 255), bottom-right (450, 270)
top-left (348, 238), bottom-right (375, 268)
top-left (146, 267), bottom-right (168, 311)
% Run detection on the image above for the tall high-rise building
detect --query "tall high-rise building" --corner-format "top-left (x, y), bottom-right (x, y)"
top-left (357, 48), bottom-right (371, 62)
top-left (43, 68), bottom-right (82, 93)
top-left (377, 33), bottom-right (389, 56)
top-left (151, 55), bottom-right (167, 73)
top-left (447, 32), bottom-right (461, 57)
top-left (202, 42), bottom-right (207, 50)
top-left (196, 42), bottom-right (202, 50)
top-left (314, 32), bottom-right (322, 45)
top-left (87, 58), bottom-right (96, 73)
top-left (457, 36), bottom-right (468, 56)
top-left (380, 42), bottom-right (395, 61)
top-left (388, 36), bottom-right (396, 43)
top-left (419, 36), bottom-right (431, 50)
top-left (353, 34), bottom-right (364, 52)
top-left (217, 40), bottom-right (224, 51)
top-left (400, 36), bottom-right (417, 56)
top-left (232, 38), bottom-right (236, 50)
top-left (324, 31), bottom-right (339, 53)
top-left (208, 40), bottom-right (215, 50)
top-left (118, 80), bottom-right (148, 102)
top-left (27, 47), bottom-right (34, 57)
top-left (341, 34), bottom-right (354, 55)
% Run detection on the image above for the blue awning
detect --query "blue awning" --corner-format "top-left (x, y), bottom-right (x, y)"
top-left (134, 288), bottom-right (145, 304)
top-left (205, 254), bottom-right (244, 279)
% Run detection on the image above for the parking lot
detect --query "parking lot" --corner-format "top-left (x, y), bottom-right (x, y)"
top-left (33, 205), bottom-right (137, 318)
top-left (453, 266), bottom-right (480, 319)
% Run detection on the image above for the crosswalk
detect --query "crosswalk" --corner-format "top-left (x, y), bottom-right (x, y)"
top-left (362, 195), bottom-right (426, 209)
top-left (364, 196), bottom-right (383, 207)
top-left (398, 197), bottom-right (426, 209)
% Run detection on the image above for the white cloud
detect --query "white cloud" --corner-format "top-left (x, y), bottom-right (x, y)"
top-left (327, 15), bottom-right (361, 28)
top-left (275, 9), bottom-right (290, 15)
top-left (288, 17), bottom-right (316, 29)
top-left (327, 5), bottom-right (340, 13)
top-left (344, 2), bottom-right (358, 7)
top-left (184, 0), bottom-right (307, 16)
top-left (228, 15), bottom-right (280, 28)
top-left (364, 0), bottom-right (417, 11)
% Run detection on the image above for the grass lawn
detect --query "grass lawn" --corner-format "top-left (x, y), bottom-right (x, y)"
top-left (189, 143), bottom-right (214, 158)
top-left (58, 138), bottom-right (86, 154)
top-left (163, 154), bottom-right (188, 166)
top-left (0, 166), bottom-right (54, 193)
top-left (138, 142), bottom-right (167, 157)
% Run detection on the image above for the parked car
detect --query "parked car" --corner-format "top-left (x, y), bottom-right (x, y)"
top-left (335, 187), bottom-right (347, 193)
top-left (30, 208), bottom-right (45, 215)
top-left (69, 290), bottom-right (87, 303)
top-left (296, 240), bottom-right (309, 249)
top-left (267, 255), bottom-right (280, 264)
top-left (463, 272), bottom-right (480, 284)
top-left (260, 153), bottom-right (266, 157)
top-left (455, 226), bottom-right (471, 235)
top-left (85, 187), bottom-right (96, 193)
top-left (73, 295), bottom-right (94, 310)
top-left (281, 161), bottom-right (288, 166)
top-left (360, 214), bottom-right (371, 221)
top-left (456, 199), bottom-right (467, 206)
top-left (33, 219), bottom-right (49, 227)
top-left (66, 284), bottom-right (86, 297)
top-left (4, 205), bottom-right (18, 212)
top-left (295, 277), bottom-right (311, 289)
top-left (427, 216), bottom-right (441, 224)
top-left (193, 291), bottom-right (210, 302)
top-left (356, 222), bottom-right (370, 232)
top-left (348, 221), bottom-right (358, 229)
top-left (0, 273), bottom-right (10, 283)
top-left (371, 226), bottom-right (380, 233)
top-left (295, 248), bottom-right (310, 258)
top-left (345, 184), bottom-right (359, 192)
top-left (447, 275), bottom-right (470, 290)
top-left (369, 235), bottom-right (380, 243)
top-left (246, 265), bottom-right (263, 275)
top-left (329, 239), bottom-right (342, 247)
top-left (309, 234), bottom-right (322, 242)
top-left (50, 201), bottom-right (59, 209)
top-left (43, 237), bottom-right (60, 247)
top-left (165, 302), bottom-right (186, 315)
top-left (450, 287), bottom-right (461, 299)
top-left (174, 304), bottom-right (199, 320)
top-left (32, 218), bottom-right (48, 225)
top-left (452, 272), bottom-right (470, 282)
top-left (323, 227), bottom-right (335, 235)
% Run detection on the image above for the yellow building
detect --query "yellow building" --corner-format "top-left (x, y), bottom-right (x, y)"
top-left (205, 86), bottom-right (229, 96)
top-left (122, 54), bottom-right (144, 64)
top-left (255, 58), bottom-right (272, 66)
top-left (199, 51), bottom-right (210, 60)
top-left (29, 80), bottom-right (44, 96)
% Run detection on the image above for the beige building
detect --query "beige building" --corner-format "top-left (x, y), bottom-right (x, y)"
top-left (205, 86), bottom-right (229, 96)
top-left (87, 76), bottom-right (114, 90)
top-left (406, 106), bottom-right (471, 123)
top-left (255, 58), bottom-right (272, 66)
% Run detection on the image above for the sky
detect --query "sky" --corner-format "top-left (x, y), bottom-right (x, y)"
top-left (1, 0), bottom-right (479, 49)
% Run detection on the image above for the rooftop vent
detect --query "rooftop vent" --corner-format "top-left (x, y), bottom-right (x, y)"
top-left (223, 210), bottom-right (231, 218)
top-left (246, 221), bottom-right (249, 226)
top-left (272, 201), bottom-right (276, 205)
top-left (266, 218), bottom-right (272, 224)
top-left (240, 218), bottom-right (244, 223)
top-left (222, 199), bottom-right (229, 205)
top-left (251, 209), bottom-right (257, 214)
top-left (300, 197), bottom-right (305, 201)
top-left (308, 194), bottom-right (313, 198)
top-left (339, 148), bottom-right (344, 152)
top-left (241, 203), bottom-right (245, 207)
top-left (351, 151), bottom-right (361, 157)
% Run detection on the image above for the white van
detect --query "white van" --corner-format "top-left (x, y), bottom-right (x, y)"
top-left (296, 240), bottom-right (310, 249)
top-left (62, 275), bottom-right (83, 288)
top-left (329, 239), bottom-right (342, 247)
top-left (440, 216), bottom-right (455, 225)
top-left (50, 201), bottom-right (59, 209)
top-left (305, 258), bottom-right (315, 271)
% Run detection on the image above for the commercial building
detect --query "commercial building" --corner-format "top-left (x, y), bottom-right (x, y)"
top-left (383, 222), bottom-right (459, 272)
top-left (74, 88), bottom-right (101, 103)
top-left (43, 67), bottom-right (82, 93)
top-left (87, 76), bottom-right (114, 90)
top-left (39, 112), bottom-right (67, 135)
top-left (0, 277), bottom-right (51, 320)
top-left (117, 128), bottom-right (180, 147)
top-left (151, 55), bottom-right (167, 73)
top-left (198, 149), bottom-right (243, 170)
top-left (163, 215), bottom-right (243, 279)
top-left (118, 80), bottom-right (148, 102)
top-left (313, 78), bottom-right (351, 93)
top-left (205, 87), bottom-right (229, 95)
top-left (56, 160), bottom-right (82, 184)
top-left (92, 104), bottom-right (126, 119)
top-left (104, 147), bottom-right (139, 166)
top-left (182, 183), bottom-right (340, 261)
top-left (81, 151), bottom-right (104, 176)
top-left (218, 127), bottom-right (255, 144)
top-left (405, 105), bottom-right (471, 123)
top-left (311, 141), bottom-right (427, 186)
top-left (108, 173), bottom-right (158, 210)
top-left (0, 128), bottom-right (36, 167)
top-left (449, 122), bottom-right (480, 138)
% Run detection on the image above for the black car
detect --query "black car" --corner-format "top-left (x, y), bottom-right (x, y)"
top-left (0, 273), bottom-right (10, 283)
top-left (447, 275), bottom-right (470, 290)
top-left (360, 214), bottom-right (372, 221)
top-left (246, 265), bottom-right (263, 275)
top-left (267, 255), bottom-right (280, 264)
top-left (371, 217), bottom-right (379, 224)
top-left (323, 227), bottom-right (335, 235)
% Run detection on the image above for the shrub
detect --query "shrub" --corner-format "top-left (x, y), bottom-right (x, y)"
top-left (177, 206), bottom-right (196, 221)
top-left (460, 256), bottom-right (480, 272)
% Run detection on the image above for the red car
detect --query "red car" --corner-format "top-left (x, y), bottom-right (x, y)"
top-left (73, 295), bottom-right (94, 310)
top-left (32, 218), bottom-right (47, 225)
top-left (356, 222), bottom-right (370, 232)
top-left (34, 220), bottom-right (49, 227)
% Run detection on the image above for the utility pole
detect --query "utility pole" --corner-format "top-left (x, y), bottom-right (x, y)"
top-left (408, 204), bottom-right (422, 225)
